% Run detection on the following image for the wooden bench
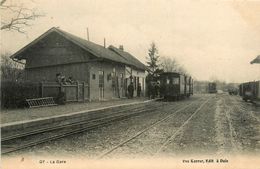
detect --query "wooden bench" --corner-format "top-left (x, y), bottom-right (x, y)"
top-left (26, 97), bottom-right (57, 108)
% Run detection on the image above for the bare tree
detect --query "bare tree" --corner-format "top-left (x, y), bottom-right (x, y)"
top-left (160, 56), bottom-right (179, 72)
top-left (160, 56), bottom-right (189, 75)
top-left (1, 52), bottom-right (24, 81)
top-left (1, 0), bottom-right (44, 33)
top-left (177, 65), bottom-right (189, 75)
top-left (209, 75), bottom-right (218, 82)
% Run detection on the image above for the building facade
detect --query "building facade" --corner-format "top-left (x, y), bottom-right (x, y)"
top-left (11, 27), bottom-right (146, 101)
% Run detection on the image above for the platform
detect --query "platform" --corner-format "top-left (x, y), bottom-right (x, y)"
top-left (1, 97), bottom-right (157, 132)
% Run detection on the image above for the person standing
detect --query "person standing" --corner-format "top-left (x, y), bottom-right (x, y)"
top-left (151, 82), bottom-right (156, 99)
top-left (56, 73), bottom-right (62, 84)
top-left (155, 82), bottom-right (160, 97)
top-left (128, 82), bottom-right (134, 98)
top-left (137, 83), bottom-right (141, 97)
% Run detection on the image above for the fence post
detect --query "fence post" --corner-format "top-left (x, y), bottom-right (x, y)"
top-left (41, 82), bottom-right (44, 97)
top-left (76, 81), bottom-right (79, 102)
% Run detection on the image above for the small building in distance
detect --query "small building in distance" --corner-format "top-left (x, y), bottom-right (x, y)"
top-left (11, 27), bottom-right (146, 101)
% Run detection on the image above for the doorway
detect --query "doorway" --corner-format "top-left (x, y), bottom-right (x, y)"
top-left (98, 70), bottom-right (104, 100)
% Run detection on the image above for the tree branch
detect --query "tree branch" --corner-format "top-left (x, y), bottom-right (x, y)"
top-left (0, 0), bottom-right (7, 6)
top-left (1, 0), bottom-right (44, 33)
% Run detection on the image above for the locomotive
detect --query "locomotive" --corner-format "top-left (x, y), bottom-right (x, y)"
top-left (239, 80), bottom-right (260, 103)
top-left (208, 82), bottom-right (217, 93)
top-left (158, 72), bottom-right (193, 101)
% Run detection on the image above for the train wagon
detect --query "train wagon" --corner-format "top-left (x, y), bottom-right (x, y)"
top-left (208, 82), bottom-right (217, 93)
top-left (185, 76), bottom-right (193, 97)
top-left (191, 78), bottom-right (194, 95)
top-left (239, 81), bottom-right (260, 103)
top-left (158, 72), bottom-right (193, 100)
top-left (185, 76), bottom-right (189, 97)
top-left (188, 76), bottom-right (194, 96)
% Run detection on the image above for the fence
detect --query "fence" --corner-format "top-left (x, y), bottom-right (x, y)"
top-left (1, 81), bottom-right (89, 108)
top-left (40, 81), bottom-right (89, 102)
top-left (1, 81), bottom-right (41, 108)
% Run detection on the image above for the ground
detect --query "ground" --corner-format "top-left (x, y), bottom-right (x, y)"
top-left (2, 93), bottom-right (260, 159)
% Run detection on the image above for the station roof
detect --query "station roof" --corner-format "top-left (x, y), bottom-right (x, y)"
top-left (108, 45), bottom-right (146, 70)
top-left (11, 27), bottom-right (146, 70)
top-left (250, 55), bottom-right (260, 64)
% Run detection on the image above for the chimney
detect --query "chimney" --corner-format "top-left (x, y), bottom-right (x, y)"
top-left (119, 45), bottom-right (124, 51)
top-left (104, 38), bottom-right (106, 48)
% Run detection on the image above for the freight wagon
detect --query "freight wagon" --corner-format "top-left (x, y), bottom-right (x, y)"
top-left (208, 82), bottom-right (217, 93)
top-left (239, 81), bottom-right (260, 103)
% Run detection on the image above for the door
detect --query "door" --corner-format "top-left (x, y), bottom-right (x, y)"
top-left (120, 73), bottom-right (124, 97)
top-left (98, 70), bottom-right (104, 100)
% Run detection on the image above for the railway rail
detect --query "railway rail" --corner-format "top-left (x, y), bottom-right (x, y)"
top-left (154, 98), bottom-right (210, 155)
top-left (2, 103), bottom-right (157, 141)
top-left (1, 102), bottom-right (166, 155)
top-left (97, 97), bottom-right (209, 158)
top-left (221, 96), bottom-right (242, 153)
top-left (3, 98), bottom-right (198, 155)
top-left (2, 96), bottom-right (210, 156)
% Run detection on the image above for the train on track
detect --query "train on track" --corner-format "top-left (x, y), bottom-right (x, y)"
top-left (158, 72), bottom-right (193, 101)
top-left (208, 82), bottom-right (217, 93)
top-left (239, 80), bottom-right (260, 103)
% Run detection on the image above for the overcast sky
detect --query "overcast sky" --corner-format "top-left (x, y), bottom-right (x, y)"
top-left (1, 0), bottom-right (260, 83)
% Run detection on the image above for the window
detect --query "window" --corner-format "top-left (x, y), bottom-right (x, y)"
top-left (166, 79), bottom-right (170, 84)
top-left (111, 72), bottom-right (116, 87)
top-left (134, 76), bottom-right (136, 90)
top-left (137, 77), bottom-right (139, 89)
top-left (111, 72), bottom-right (115, 77)
top-left (107, 73), bottom-right (111, 81)
top-left (99, 71), bottom-right (104, 88)
top-left (92, 74), bottom-right (96, 80)
top-left (120, 73), bottom-right (124, 87)
top-left (172, 77), bottom-right (179, 84)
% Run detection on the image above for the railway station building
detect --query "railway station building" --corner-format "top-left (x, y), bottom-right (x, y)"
top-left (11, 27), bottom-right (146, 101)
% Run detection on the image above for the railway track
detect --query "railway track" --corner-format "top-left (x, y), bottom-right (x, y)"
top-left (97, 97), bottom-right (209, 158)
top-left (2, 103), bottom-right (156, 141)
top-left (1, 103), bottom-right (163, 155)
top-left (221, 96), bottom-right (242, 153)
top-left (226, 95), bottom-right (260, 124)
top-left (154, 97), bottom-right (210, 155)
top-left (3, 100), bottom-right (188, 155)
